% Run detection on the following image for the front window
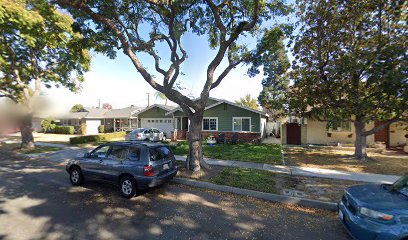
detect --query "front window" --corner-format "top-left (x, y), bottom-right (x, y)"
top-left (327, 121), bottom-right (352, 132)
top-left (233, 117), bottom-right (251, 132)
top-left (203, 118), bottom-right (217, 131)
top-left (90, 145), bottom-right (110, 158)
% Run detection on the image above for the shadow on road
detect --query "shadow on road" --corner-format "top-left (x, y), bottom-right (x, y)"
top-left (0, 150), bottom-right (349, 240)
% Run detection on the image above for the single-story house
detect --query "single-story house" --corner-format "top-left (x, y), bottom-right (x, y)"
top-left (137, 98), bottom-right (268, 143)
top-left (280, 117), bottom-right (408, 148)
top-left (56, 106), bottom-right (142, 135)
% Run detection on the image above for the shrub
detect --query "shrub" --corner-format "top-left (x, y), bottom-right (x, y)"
top-left (54, 126), bottom-right (75, 134)
top-left (69, 132), bottom-right (127, 144)
top-left (81, 123), bottom-right (87, 135)
top-left (98, 125), bottom-right (105, 133)
top-left (41, 118), bottom-right (56, 133)
top-left (49, 123), bottom-right (56, 133)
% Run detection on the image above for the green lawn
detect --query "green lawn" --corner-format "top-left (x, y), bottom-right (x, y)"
top-left (212, 167), bottom-right (283, 194)
top-left (171, 141), bottom-right (282, 165)
top-left (176, 163), bottom-right (296, 195)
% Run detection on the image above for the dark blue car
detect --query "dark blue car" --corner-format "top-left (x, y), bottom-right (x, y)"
top-left (66, 141), bottom-right (178, 198)
top-left (339, 174), bottom-right (408, 240)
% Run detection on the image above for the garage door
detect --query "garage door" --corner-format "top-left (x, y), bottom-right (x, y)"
top-left (141, 118), bottom-right (173, 137)
top-left (86, 120), bottom-right (101, 135)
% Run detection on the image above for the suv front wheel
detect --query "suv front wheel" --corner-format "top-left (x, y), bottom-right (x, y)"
top-left (120, 176), bottom-right (137, 199)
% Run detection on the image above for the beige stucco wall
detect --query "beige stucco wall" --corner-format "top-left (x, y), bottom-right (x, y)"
top-left (305, 120), bottom-right (375, 145)
top-left (281, 124), bottom-right (287, 145)
top-left (389, 122), bottom-right (408, 147)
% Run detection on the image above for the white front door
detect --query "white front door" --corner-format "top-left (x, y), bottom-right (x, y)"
top-left (86, 120), bottom-right (101, 135)
top-left (140, 118), bottom-right (173, 137)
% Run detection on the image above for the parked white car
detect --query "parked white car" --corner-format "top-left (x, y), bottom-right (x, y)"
top-left (125, 128), bottom-right (165, 142)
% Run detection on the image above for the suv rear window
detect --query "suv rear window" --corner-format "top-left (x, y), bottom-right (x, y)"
top-left (149, 146), bottom-right (173, 161)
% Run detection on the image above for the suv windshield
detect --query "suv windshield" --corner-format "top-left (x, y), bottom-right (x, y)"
top-left (149, 146), bottom-right (173, 161)
top-left (392, 174), bottom-right (408, 196)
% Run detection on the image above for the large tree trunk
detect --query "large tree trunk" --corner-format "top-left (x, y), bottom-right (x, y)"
top-left (187, 114), bottom-right (203, 171)
top-left (20, 114), bottom-right (35, 149)
top-left (186, 113), bottom-right (211, 172)
top-left (354, 118), bottom-right (367, 160)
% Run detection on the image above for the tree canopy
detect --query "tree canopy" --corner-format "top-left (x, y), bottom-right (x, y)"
top-left (252, 27), bottom-right (290, 121)
top-left (0, 0), bottom-right (91, 147)
top-left (235, 94), bottom-right (259, 110)
top-left (0, 0), bottom-right (91, 107)
top-left (70, 104), bottom-right (85, 112)
top-left (56, 0), bottom-right (291, 171)
top-left (289, 0), bottom-right (407, 159)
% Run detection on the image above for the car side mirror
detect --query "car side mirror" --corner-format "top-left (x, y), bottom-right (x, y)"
top-left (84, 152), bottom-right (91, 158)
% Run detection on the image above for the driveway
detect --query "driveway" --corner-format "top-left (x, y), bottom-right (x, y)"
top-left (0, 151), bottom-right (350, 240)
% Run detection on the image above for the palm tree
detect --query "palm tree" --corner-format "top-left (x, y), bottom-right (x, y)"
top-left (154, 91), bottom-right (168, 105)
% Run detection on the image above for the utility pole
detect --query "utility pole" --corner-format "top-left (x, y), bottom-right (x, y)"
top-left (97, 99), bottom-right (101, 108)
top-left (146, 93), bottom-right (150, 106)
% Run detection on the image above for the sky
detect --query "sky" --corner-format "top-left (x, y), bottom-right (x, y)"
top-left (42, 3), bottom-right (297, 113)
top-left (44, 35), bottom-right (265, 112)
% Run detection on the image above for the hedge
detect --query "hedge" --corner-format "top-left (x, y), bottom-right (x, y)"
top-left (69, 132), bottom-right (127, 144)
top-left (54, 126), bottom-right (75, 134)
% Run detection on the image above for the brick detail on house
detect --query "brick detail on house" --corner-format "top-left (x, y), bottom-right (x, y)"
top-left (172, 131), bottom-right (261, 143)
top-left (171, 130), bottom-right (188, 141)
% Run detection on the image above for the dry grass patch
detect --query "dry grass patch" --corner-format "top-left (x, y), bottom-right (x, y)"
top-left (285, 146), bottom-right (408, 175)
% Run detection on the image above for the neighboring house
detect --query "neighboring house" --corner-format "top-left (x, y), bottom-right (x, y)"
top-left (280, 117), bottom-right (408, 148)
top-left (56, 106), bottom-right (142, 135)
top-left (103, 106), bottom-right (142, 132)
top-left (36, 97), bottom-right (269, 142)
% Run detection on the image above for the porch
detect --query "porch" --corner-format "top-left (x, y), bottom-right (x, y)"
top-left (172, 116), bottom-right (189, 141)
top-left (104, 118), bottom-right (138, 132)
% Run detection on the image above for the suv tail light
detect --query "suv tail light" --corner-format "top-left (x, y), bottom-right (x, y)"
top-left (144, 165), bottom-right (154, 176)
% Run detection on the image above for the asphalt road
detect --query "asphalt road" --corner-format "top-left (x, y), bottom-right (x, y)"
top-left (0, 150), bottom-right (350, 240)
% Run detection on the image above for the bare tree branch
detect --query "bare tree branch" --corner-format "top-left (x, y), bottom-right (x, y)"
top-left (362, 118), bottom-right (407, 136)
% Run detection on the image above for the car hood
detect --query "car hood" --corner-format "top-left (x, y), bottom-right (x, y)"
top-left (347, 184), bottom-right (408, 213)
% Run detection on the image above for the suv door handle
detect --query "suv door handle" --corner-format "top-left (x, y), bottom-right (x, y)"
top-left (99, 159), bottom-right (103, 163)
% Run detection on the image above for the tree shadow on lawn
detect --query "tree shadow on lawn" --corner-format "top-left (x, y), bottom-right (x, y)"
top-left (0, 153), bottom-right (349, 240)
top-left (284, 146), bottom-right (408, 175)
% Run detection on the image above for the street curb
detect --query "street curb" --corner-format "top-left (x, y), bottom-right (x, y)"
top-left (172, 177), bottom-right (338, 211)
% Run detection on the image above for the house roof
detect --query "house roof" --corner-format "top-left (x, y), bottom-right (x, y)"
top-left (84, 107), bottom-right (110, 118)
top-left (58, 106), bottom-right (144, 120)
top-left (58, 111), bottom-right (89, 119)
top-left (105, 106), bottom-right (143, 118)
top-left (136, 104), bottom-right (177, 116)
top-left (165, 97), bottom-right (221, 115)
top-left (165, 97), bottom-right (268, 117)
top-left (205, 100), bottom-right (268, 116)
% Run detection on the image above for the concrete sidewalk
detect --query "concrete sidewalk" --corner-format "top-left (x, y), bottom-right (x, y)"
top-left (175, 155), bottom-right (400, 184)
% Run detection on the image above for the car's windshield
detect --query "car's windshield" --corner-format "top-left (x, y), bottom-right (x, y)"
top-left (392, 173), bottom-right (408, 196)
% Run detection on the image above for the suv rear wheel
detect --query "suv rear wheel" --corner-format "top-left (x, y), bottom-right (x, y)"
top-left (120, 176), bottom-right (137, 199)
top-left (70, 166), bottom-right (84, 186)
